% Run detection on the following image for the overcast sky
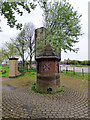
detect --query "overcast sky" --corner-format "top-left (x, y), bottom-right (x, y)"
top-left (0, 0), bottom-right (89, 61)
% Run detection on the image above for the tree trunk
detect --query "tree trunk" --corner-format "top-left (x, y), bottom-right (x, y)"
top-left (22, 55), bottom-right (24, 68)
top-left (22, 49), bottom-right (24, 68)
top-left (29, 37), bottom-right (32, 69)
top-left (30, 55), bottom-right (32, 69)
top-left (59, 48), bottom-right (61, 61)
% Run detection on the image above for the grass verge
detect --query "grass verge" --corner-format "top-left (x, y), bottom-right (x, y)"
top-left (0, 65), bottom-right (9, 77)
top-left (0, 65), bottom-right (36, 78)
top-left (2, 72), bottom-right (36, 88)
top-left (60, 71), bottom-right (89, 80)
top-left (70, 65), bottom-right (88, 67)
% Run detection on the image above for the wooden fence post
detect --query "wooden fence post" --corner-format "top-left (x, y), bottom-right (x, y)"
top-left (66, 66), bottom-right (68, 73)
top-left (73, 67), bottom-right (75, 75)
top-left (82, 68), bottom-right (84, 77)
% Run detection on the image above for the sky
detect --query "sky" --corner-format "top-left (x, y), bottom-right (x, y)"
top-left (0, 0), bottom-right (89, 61)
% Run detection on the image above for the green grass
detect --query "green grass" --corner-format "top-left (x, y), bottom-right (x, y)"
top-left (60, 71), bottom-right (89, 80)
top-left (28, 68), bottom-right (36, 71)
top-left (15, 72), bottom-right (36, 78)
top-left (0, 65), bottom-right (9, 77)
top-left (18, 67), bottom-right (28, 73)
top-left (18, 66), bottom-right (36, 73)
top-left (70, 65), bottom-right (88, 67)
top-left (0, 65), bottom-right (36, 78)
top-left (2, 71), bottom-right (36, 88)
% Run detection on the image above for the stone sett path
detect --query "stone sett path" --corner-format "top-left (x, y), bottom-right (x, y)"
top-left (1, 77), bottom-right (89, 119)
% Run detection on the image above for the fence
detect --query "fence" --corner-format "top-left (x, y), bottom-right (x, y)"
top-left (59, 65), bottom-right (88, 79)
top-left (18, 62), bottom-right (36, 73)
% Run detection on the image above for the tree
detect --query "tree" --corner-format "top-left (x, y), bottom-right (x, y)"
top-left (38, 0), bottom-right (83, 58)
top-left (23, 22), bottom-right (35, 69)
top-left (0, 48), bottom-right (9, 62)
top-left (68, 60), bottom-right (79, 65)
top-left (0, 42), bottom-right (19, 63)
top-left (0, 48), bottom-right (9, 64)
top-left (0, 49), bottom-right (3, 63)
top-left (10, 22), bottom-right (35, 69)
top-left (81, 60), bottom-right (90, 65)
top-left (11, 29), bottom-right (27, 67)
top-left (0, 0), bottom-right (36, 30)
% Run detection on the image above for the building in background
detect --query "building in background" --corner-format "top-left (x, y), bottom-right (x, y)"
top-left (64, 58), bottom-right (70, 65)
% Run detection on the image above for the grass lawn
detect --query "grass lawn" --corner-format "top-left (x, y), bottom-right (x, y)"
top-left (2, 72), bottom-right (36, 88)
top-left (0, 65), bottom-right (9, 77)
top-left (60, 71), bottom-right (89, 80)
top-left (18, 66), bottom-right (36, 73)
top-left (0, 65), bottom-right (36, 78)
top-left (70, 65), bottom-right (89, 67)
top-left (60, 74), bottom-right (88, 93)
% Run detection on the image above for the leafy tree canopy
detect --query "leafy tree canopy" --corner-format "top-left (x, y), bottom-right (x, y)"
top-left (0, 41), bottom-right (19, 63)
top-left (38, 0), bottom-right (83, 53)
top-left (0, 0), bottom-right (36, 30)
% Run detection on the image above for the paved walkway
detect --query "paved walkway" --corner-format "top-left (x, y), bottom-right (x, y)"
top-left (1, 77), bottom-right (89, 119)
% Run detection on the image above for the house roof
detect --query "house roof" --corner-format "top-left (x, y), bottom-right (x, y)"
top-left (36, 43), bottom-right (58, 59)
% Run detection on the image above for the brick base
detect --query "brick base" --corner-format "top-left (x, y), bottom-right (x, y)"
top-left (36, 73), bottom-right (60, 92)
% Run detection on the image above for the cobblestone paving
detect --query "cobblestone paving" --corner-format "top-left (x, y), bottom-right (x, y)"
top-left (2, 81), bottom-right (89, 119)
